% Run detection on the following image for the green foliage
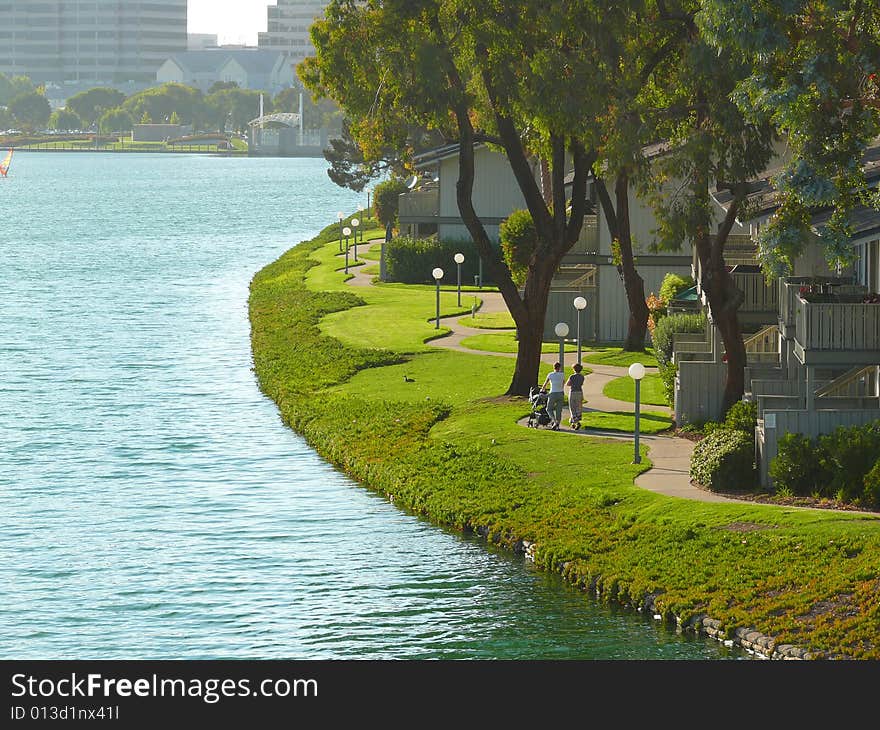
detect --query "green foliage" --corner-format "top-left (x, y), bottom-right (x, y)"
top-left (372, 178), bottom-right (409, 230)
top-left (123, 83), bottom-right (205, 127)
top-left (659, 273), bottom-right (695, 305)
top-left (770, 424), bottom-right (880, 504)
top-left (66, 87), bottom-right (127, 126)
top-left (818, 425), bottom-right (880, 503)
top-left (690, 429), bottom-right (756, 492)
top-left (651, 312), bottom-right (707, 368)
top-left (383, 237), bottom-right (489, 284)
top-left (0, 72), bottom-right (35, 106)
top-left (499, 209), bottom-right (537, 287)
top-left (8, 90), bottom-right (51, 130)
top-left (98, 108), bottom-right (133, 135)
top-left (49, 109), bottom-right (82, 132)
top-left (723, 401), bottom-right (757, 434)
top-left (864, 460), bottom-right (880, 509)
top-left (658, 362), bottom-right (676, 407)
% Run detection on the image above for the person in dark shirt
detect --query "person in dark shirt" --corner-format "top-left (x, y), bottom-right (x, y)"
top-left (565, 363), bottom-right (585, 430)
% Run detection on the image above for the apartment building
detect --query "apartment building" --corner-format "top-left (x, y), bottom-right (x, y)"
top-left (257, 0), bottom-right (327, 72)
top-left (0, 1), bottom-right (187, 85)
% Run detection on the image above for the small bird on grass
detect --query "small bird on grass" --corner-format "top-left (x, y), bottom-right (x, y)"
top-left (404, 375), bottom-right (415, 382)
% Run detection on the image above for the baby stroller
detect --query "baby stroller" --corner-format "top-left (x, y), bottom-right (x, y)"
top-left (527, 386), bottom-right (552, 428)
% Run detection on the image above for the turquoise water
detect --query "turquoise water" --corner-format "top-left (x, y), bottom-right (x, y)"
top-left (0, 153), bottom-right (743, 659)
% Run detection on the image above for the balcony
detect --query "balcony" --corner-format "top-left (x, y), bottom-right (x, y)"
top-left (793, 292), bottom-right (880, 364)
top-left (398, 187), bottom-right (439, 221)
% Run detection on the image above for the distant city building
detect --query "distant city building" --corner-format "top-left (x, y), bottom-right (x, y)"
top-left (156, 49), bottom-right (295, 95)
top-left (258, 1), bottom-right (328, 77)
top-left (188, 33), bottom-right (219, 51)
top-left (0, 1), bottom-right (188, 85)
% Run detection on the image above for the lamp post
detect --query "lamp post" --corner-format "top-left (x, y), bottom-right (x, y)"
top-left (337, 211), bottom-right (345, 252)
top-left (351, 217), bottom-right (360, 260)
top-left (343, 226), bottom-right (352, 274)
top-left (554, 322), bottom-right (569, 369)
top-left (628, 362), bottom-right (646, 464)
top-left (454, 252), bottom-right (464, 306)
top-left (433, 267), bottom-right (444, 329)
top-left (573, 296), bottom-right (587, 364)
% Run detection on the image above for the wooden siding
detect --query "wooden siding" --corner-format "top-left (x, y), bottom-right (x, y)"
top-left (758, 409), bottom-right (880, 485)
top-left (544, 288), bottom-right (598, 342)
top-left (596, 263), bottom-right (691, 343)
top-left (674, 360), bottom-right (728, 424)
top-left (438, 147), bottom-right (528, 220)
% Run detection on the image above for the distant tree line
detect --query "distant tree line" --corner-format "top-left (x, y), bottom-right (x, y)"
top-left (0, 73), bottom-right (341, 137)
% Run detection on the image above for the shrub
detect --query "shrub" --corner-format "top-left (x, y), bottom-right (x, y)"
top-left (646, 292), bottom-right (666, 335)
top-left (383, 237), bottom-right (491, 285)
top-left (769, 432), bottom-right (825, 496)
top-left (817, 424), bottom-right (880, 501)
top-left (652, 312), bottom-right (707, 368)
top-left (658, 362), bottom-right (676, 407)
top-left (690, 428), bottom-right (756, 492)
top-left (863, 459), bottom-right (880, 508)
top-left (499, 209), bottom-right (537, 287)
top-left (373, 178), bottom-right (409, 230)
top-left (659, 273), bottom-right (695, 305)
top-left (724, 400), bottom-right (757, 434)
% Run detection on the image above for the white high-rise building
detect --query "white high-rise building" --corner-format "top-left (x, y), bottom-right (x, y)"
top-left (0, 1), bottom-right (187, 85)
top-left (257, 1), bottom-right (328, 75)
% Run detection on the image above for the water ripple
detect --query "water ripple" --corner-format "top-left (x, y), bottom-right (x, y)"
top-left (0, 153), bottom-right (742, 661)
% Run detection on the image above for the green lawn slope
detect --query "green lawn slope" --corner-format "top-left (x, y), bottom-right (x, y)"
top-left (249, 220), bottom-right (880, 660)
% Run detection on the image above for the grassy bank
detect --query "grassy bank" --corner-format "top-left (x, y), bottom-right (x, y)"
top-left (248, 221), bottom-right (880, 659)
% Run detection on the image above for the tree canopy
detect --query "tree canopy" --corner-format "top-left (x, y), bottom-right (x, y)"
top-left (65, 87), bottom-right (126, 127)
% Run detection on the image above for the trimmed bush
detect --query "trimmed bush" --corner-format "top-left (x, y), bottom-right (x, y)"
top-left (652, 312), bottom-right (706, 368)
top-left (690, 428), bottom-right (756, 492)
top-left (499, 209), bottom-right (537, 287)
top-left (383, 237), bottom-right (493, 284)
top-left (658, 362), bottom-right (676, 407)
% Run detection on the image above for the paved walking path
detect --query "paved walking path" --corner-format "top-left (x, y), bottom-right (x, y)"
top-left (338, 241), bottom-right (751, 505)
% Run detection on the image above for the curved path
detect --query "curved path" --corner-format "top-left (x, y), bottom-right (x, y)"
top-left (339, 241), bottom-right (750, 505)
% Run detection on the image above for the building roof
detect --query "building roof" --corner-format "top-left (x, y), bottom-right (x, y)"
top-left (163, 48), bottom-right (284, 76)
top-left (712, 140), bottom-right (880, 220)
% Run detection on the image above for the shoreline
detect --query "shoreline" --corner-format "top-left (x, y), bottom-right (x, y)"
top-left (247, 221), bottom-right (880, 660)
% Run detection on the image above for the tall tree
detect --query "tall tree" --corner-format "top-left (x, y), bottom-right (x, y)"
top-left (303, 0), bottom-right (686, 392)
top-left (8, 90), bottom-right (51, 131)
top-left (641, 2), bottom-right (775, 414)
top-left (699, 0), bottom-right (880, 277)
top-left (65, 87), bottom-right (126, 127)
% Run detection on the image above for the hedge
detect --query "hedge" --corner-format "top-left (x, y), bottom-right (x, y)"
top-left (383, 236), bottom-right (499, 285)
top-left (690, 428), bottom-right (756, 492)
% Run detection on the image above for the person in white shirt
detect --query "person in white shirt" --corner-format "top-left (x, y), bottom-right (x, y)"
top-left (541, 362), bottom-right (566, 430)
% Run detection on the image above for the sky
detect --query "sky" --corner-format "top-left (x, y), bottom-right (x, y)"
top-left (188, 0), bottom-right (272, 47)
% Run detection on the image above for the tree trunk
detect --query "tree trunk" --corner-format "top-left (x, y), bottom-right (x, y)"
top-left (694, 236), bottom-right (747, 416)
top-left (596, 174), bottom-right (649, 351)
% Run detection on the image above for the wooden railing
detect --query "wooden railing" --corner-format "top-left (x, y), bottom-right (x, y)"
top-left (795, 298), bottom-right (880, 351)
top-left (814, 366), bottom-right (880, 398)
top-left (734, 271), bottom-right (778, 312)
top-left (744, 324), bottom-right (779, 353)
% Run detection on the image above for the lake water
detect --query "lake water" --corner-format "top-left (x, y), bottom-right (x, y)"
top-left (0, 152), bottom-right (742, 659)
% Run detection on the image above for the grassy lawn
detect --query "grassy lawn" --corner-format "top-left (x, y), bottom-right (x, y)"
top-left (579, 409), bottom-right (673, 433)
top-left (248, 218), bottom-right (880, 660)
top-left (602, 374), bottom-right (668, 406)
top-left (458, 312), bottom-right (516, 329)
top-left (460, 332), bottom-right (578, 354)
top-left (583, 346), bottom-right (659, 368)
